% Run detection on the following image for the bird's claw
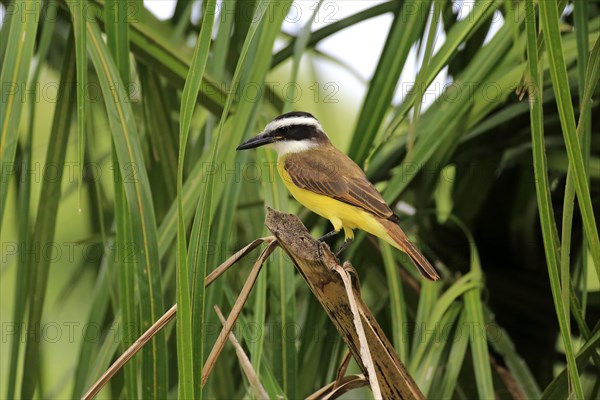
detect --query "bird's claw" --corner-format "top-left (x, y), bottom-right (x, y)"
top-left (335, 238), bottom-right (354, 256)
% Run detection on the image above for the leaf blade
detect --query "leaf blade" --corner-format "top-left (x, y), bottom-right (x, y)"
top-left (176, 1), bottom-right (218, 398)
top-left (0, 0), bottom-right (41, 229)
top-left (86, 18), bottom-right (168, 400)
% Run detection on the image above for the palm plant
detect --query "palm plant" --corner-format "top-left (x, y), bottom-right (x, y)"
top-left (1, 0), bottom-right (598, 398)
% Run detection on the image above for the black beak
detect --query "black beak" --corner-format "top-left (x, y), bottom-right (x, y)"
top-left (236, 132), bottom-right (275, 150)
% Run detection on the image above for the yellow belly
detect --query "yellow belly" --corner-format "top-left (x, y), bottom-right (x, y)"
top-left (277, 162), bottom-right (388, 241)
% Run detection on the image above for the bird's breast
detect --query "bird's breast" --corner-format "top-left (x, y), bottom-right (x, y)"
top-left (276, 157), bottom-right (387, 238)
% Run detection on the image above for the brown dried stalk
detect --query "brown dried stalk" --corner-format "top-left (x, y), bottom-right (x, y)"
top-left (265, 208), bottom-right (424, 399)
top-left (334, 262), bottom-right (382, 398)
top-left (84, 207), bottom-right (425, 399)
top-left (214, 305), bottom-right (269, 400)
top-left (201, 241), bottom-right (278, 385)
top-left (81, 236), bottom-right (276, 400)
top-left (307, 374), bottom-right (369, 400)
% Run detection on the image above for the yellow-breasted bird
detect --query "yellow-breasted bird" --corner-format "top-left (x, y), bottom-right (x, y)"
top-left (237, 111), bottom-right (439, 280)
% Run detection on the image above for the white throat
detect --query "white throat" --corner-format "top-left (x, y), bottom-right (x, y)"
top-left (270, 139), bottom-right (317, 156)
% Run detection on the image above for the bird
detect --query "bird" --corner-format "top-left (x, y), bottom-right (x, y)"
top-left (236, 111), bottom-right (440, 281)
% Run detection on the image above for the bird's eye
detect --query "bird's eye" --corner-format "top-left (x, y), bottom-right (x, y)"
top-left (278, 126), bottom-right (288, 133)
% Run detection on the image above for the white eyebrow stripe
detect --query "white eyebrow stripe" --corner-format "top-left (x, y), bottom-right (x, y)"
top-left (265, 116), bottom-right (322, 133)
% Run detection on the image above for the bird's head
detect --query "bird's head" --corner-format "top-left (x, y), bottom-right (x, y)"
top-left (236, 111), bottom-right (330, 155)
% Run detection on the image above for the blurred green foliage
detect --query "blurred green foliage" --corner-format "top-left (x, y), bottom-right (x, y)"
top-left (1, 0), bottom-right (599, 398)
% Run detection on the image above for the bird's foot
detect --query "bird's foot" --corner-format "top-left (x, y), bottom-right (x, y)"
top-left (335, 238), bottom-right (354, 257)
top-left (318, 229), bottom-right (340, 242)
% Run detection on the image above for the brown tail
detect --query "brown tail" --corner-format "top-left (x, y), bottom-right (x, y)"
top-left (378, 218), bottom-right (440, 281)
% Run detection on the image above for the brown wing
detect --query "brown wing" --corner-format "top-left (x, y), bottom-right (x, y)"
top-left (283, 146), bottom-right (395, 219)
